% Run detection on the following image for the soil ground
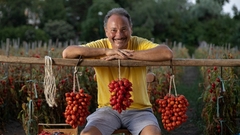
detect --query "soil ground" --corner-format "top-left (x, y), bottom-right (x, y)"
top-left (0, 120), bottom-right (26, 135)
top-left (0, 67), bottom-right (203, 135)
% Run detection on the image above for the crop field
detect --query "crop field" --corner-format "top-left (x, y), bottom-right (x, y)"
top-left (0, 41), bottom-right (240, 135)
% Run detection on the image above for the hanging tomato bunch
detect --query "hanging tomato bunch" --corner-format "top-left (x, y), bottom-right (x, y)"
top-left (155, 75), bottom-right (189, 131)
top-left (64, 89), bottom-right (91, 128)
top-left (156, 94), bottom-right (189, 131)
top-left (108, 78), bottom-right (133, 113)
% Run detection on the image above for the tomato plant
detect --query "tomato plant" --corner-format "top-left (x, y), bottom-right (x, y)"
top-left (0, 59), bottom-right (97, 134)
top-left (200, 54), bottom-right (240, 135)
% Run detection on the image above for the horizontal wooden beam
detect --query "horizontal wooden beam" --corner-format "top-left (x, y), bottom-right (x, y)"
top-left (0, 55), bottom-right (240, 67)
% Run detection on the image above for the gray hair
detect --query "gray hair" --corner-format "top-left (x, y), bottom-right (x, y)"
top-left (103, 8), bottom-right (132, 28)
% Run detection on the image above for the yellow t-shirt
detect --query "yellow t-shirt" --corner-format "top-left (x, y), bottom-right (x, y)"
top-left (84, 36), bottom-right (158, 109)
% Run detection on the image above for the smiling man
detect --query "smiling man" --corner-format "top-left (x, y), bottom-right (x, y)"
top-left (62, 8), bottom-right (173, 135)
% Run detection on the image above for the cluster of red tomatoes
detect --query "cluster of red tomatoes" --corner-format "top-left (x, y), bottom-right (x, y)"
top-left (156, 94), bottom-right (189, 131)
top-left (64, 89), bottom-right (92, 128)
top-left (108, 78), bottom-right (133, 113)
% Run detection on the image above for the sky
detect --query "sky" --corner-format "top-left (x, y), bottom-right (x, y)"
top-left (189, 0), bottom-right (240, 17)
top-left (222, 0), bottom-right (240, 16)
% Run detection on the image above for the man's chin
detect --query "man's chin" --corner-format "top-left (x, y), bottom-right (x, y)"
top-left (114, 43), bottom-right (127, 49)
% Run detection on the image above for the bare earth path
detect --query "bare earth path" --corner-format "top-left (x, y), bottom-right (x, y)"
top-left (0, 120), bottom-right (25, 135)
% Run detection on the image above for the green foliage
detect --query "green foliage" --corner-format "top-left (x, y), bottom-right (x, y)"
top-left (186, 0), bottom-right (240, 46)
top-left (0, 0), bottom-right (31, 27)
top-left (43, 20), bottom-right (75, 41)
top-left (190, 0), bottom-right (222, 21)
top-left (0, 55), bottom-right (98, 134)
top-left (0, 26), bottom-right (48, 42)
top-left (200, 65), bottom-right (240, 134)
top-left (207, 18), bottom-right (234, 45)
top-left (80, 0), bottom-right (120, 41)
top-left (130, 0), bottom-right (196, 43)
top-left (1, 0), bottom-right (240, 46)
top-left (133, 27), bottom-right (153, 39)
top-left (64, 0), bottom-right (93, 34)
top-left (196, 46), bottom-right (240, 134)
top-left (0, 27), bottom-right (16, 39)
top-left (230, 23), bottom-right (240, 46)
top-left (129, 0), bottom-right (157, 39)
top-left (16, 26), bottom-right (49, 42)
top-left (40, 0), bottom-right (67, 27)
top-left (113, 0), bottom-right (139, 9)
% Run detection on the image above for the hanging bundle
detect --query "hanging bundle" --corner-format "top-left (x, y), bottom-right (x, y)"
top-left (43, 56), bottom-right (57, 107)
top-left (108, 59), bottom-right (133, 113)
top-left (156, 75), bottom-right (189, 131)
top-left (64, 56), bottom-right (92, 128)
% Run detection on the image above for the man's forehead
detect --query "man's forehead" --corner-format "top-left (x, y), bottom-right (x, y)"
top-left (107, 15), bottom-right (130, 27)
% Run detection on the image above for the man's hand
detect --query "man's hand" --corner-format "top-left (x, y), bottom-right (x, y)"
top-left (101, 49), bottom-right (134, 61)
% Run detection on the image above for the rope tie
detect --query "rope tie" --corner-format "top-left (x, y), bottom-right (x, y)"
top-left (73, 56), bottom-right (83, 92)
top-left (218, 75), bottom-right (226, 92)
top-left (118, 59), bottom-right (121, 79)
top-left (168, 75), bottom-right (177, 96)
top-left (27, 100), bottom-right (35, 135)
top-left (44, 56), bottom-right (57, 107)
top-left (73, 66), bottom-right (81, 92)
top-left (33, 82), bottom-right (38, 98)
top-left (218, 119), bottom-right (234, 135)
top-left (219, 120), bottom-right (224, 135)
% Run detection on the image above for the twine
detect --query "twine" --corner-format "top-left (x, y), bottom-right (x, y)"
top-left (33, 82), bottom-right (38, 99)
top-left (72, 56), bottom-right (83, 92)
top-left (73, 66), bottom-right (81, 92)
top-left (28, 100), bottom-right (34, 125)
top-left (118, 59), bottom-right (121, 79)
top-left (219, 119), bottom-right (234, 135)
top-left (168, 75), bottom-right (177, 96)
top-left (44, 56), bottom-right (57, 107)
top-left (218, 75), bottom-right (226, 92)
top-left (219, 120), bottom-right (224, 135)
top-left (27, 100), bottom-right (35, 135)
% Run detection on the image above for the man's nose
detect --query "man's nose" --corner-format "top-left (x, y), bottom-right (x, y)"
top-left (115, 30), bottom-right (124, 37)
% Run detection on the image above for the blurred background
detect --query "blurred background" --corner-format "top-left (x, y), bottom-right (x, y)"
top-left (0, 0), bottom-right (239, 54)
top-left (1, 0), bottom-right (240, 135)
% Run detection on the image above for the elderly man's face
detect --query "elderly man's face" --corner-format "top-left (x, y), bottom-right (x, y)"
top-left (104, 14), bottom-right (132, 49)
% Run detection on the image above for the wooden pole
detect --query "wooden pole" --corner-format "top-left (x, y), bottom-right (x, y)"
top-left (0, 55), bottom-right (240, 67)
top-left (6, 38), bottom-right (10, 57)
